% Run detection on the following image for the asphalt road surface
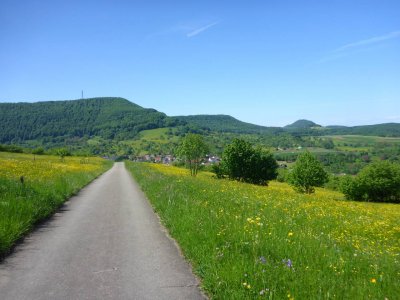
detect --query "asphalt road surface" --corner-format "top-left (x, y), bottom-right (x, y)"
top-left (0, 162), bottom-right (206, 300)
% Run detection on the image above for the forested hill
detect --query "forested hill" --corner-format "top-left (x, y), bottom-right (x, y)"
top-left (325, 123), bottom-right (400, 137)
top-left (0, 97), bottom-right (171, 142)
top-left (174, 115), bottom-right (283, 134)
top-left (1, 97), bottom-right (400, 145)
top-left (284, 119), bottom-right (321, 129)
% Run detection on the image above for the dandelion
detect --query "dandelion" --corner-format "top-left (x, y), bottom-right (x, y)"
top-left (288, 232), bottom-right (293, 237)
top-left (370, 278), bottom-right (377, 283)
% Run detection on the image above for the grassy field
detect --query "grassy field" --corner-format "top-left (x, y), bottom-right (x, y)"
top-left (122, 127), bottom-right (180, 156)
top-left (127, 162), bottom-right (400, 299)
top-left (0, 152), bottom-right (112, 257)
top-left (324, 135), bottom-right (400, 151)
top-left (138, 127), bottom-right (177, 141)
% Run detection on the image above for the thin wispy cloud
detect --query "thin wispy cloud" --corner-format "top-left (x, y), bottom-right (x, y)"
top-left (333, 30), bottom-right (400, 53)
top-left (186, 21), bottom-right (219, 38)
top-left (317, 30), bottom-right (400, 63)
top-left (146, 21), bottom-right (220, 40)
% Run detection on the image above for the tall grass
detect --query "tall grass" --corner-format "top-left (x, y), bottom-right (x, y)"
top-left (0, 152), bottom-right (112, 257)
top-left (127, 162), bottom-right (400, 299)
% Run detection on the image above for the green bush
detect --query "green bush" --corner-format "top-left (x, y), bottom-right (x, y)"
top-left (339, 175), bottom-right (365, 200)
top-left (341, 161), bottom-right (400, 203)
top-left (289, 151), bottom-right (328, 194)
top-left (324, 174), bottom-right (341, 191)
top-left (222, 139), bottom-right (278, 185)
top-left (32, 147), bottom-right (45, 155)
top-left (211, 163), bottom-right (226, 179)
top-left (54, 148), bottom-right (71, 160)
top-left (0, 144), bottom-right (24, 153)
top-left (276, 168), bottom-right (289, 182)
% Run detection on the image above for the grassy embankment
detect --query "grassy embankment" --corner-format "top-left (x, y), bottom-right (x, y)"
top-left (127, 162), bottom-right (400, 299)
top-left (0, 152), bottom-right (112, 257)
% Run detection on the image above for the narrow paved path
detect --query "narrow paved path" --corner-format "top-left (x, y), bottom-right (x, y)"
top-left (0, 162), bottom-right (205, 300)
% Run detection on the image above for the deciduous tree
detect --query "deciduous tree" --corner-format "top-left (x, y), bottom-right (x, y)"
top-left (222, 139), bottom-right (278, 185)
top-left (177, 134), bottom-right (208, 176)
top-left (340, 161), bottom-right (400, 203)
top-left (289, 151), bottom-right (328, 193)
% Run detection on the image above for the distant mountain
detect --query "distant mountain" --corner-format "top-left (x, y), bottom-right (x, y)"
top-left (325, 123), bottom-right (400, 137)
top-left (325, 125), bottom-right (348, 129)
top-left (284, 120), bottom-right (400, 137)
top-left (285, 119), bottom-right (321, 129)
top-left (0, 97), bottom-right (169, 143)
top-left (174, 115), bottom-right (282, 134)
top-left (1, 98), bottom-right (400, 147)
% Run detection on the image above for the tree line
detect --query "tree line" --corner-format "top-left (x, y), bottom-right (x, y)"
top-left (177, 134), bottom-right (400, 203)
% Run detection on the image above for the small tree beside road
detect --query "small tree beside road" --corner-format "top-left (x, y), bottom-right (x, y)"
top-left (177, 133), bottom-right (209, 176)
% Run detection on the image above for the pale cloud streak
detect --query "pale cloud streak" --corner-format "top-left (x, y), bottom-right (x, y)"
top-left (317, 30), bottom-right (400, 63)
top-left (186, 21), bottom-right (219, 38)
top-left (333, 30), bottom-right (400, 53)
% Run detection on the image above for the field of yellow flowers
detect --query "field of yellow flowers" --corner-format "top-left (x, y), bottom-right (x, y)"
top-left (0, 152), bottom-right (112, 257)
top-left (127, 162), bottom-right (400, 299)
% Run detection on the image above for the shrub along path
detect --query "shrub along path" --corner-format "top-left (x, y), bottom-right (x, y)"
top-left (0, 162), bottom-right (205, 300)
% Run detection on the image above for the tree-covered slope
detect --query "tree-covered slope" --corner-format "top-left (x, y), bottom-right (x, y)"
top-left (0, 97), bottom-right (168, 142)
top-left (326, 123), bottom-right (400, 137)
top-left (284, 120), bottom-right (400, 137)
top-left (285, 119), bottom-right (321, 129)
top-left (1, 97), bottom-right (400, 147)
top-left (174, 115), bottom-right (283, 134)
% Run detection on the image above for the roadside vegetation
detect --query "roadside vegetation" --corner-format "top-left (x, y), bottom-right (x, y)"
top-left (127, 162), bottom-right (400, 299)
top-left (177, 133), bottom-right (209, 176)
top-left (0, 152), bottom-right (112, 257)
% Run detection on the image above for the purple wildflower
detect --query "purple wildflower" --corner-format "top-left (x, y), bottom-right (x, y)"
top-left (283, 258), bottom-right (293, 268)
top-left (259, 256), bottom-right (267, 264)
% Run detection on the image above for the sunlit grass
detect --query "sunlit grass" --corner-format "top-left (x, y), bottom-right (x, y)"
top-left (0, 152), bottom-right (112, 257)
top-left (127, 162), bottom-right (400, 299)
top-left (325, 135), bottom-right (400, 152)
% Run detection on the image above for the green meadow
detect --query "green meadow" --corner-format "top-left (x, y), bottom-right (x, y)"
top-left (127, 162), bottom-right (400, 299)
top-left (0, 152), bottom-right (112, 257)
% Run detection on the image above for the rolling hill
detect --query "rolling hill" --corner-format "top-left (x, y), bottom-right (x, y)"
top-left (0, 97), bottom-right (169, 143)
top-left (174, 115), bottom-right (283, 134)
top-left (285, 119), bottom-right (321, 129)
top-left (1, 97), bottom-right (400, 148)
top-left (325, 123), bottom-right (400, 137)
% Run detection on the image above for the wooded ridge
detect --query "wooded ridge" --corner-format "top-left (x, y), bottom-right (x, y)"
top-left (1, 97), bottom-right (399, 144)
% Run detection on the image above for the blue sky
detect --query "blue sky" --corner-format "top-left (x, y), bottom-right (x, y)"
top-left (1, 0), bottom-right (399, 126)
